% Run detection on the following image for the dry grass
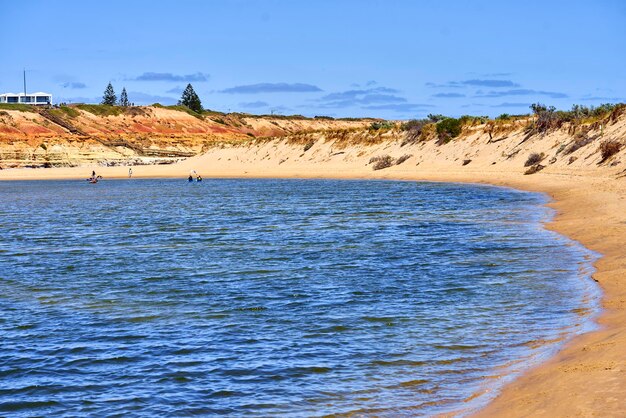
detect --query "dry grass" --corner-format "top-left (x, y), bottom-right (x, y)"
top-left (395, 154), bottom-right (412, 165)
top-left (598, 140), bottom-right (622, 163)
top-left (524, 164), bottom-right (545, 175)
top-left (564, 133), bottom-right (594, 155)
top-left (303, 140), bottom-right (315, 152)
top-left (370, 155), bottom-right (394, 170)
top-left (524, 152), bottom-right (545, 167)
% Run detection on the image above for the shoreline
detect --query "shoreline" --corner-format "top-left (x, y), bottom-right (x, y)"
top-left (1, 163), bottom-right (624, 416)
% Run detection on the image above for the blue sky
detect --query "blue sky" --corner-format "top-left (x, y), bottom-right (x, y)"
top-left (1, 0), bottom-right (625, 119)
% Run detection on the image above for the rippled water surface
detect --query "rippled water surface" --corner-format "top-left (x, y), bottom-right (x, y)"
top-left (0, 179), bottom-right (599, 416)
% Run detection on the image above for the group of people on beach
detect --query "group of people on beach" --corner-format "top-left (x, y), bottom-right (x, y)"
top-left (87, 168), bottom-right (203, 182)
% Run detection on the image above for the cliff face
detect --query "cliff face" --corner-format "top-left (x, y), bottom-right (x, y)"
top-left (0, 106), bottom-right (371, 168)
top-left (1, 104), bottom-right (624, 178)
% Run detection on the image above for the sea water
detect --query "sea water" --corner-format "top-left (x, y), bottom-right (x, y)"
top-left (0, 179), bottom-right (600, 416)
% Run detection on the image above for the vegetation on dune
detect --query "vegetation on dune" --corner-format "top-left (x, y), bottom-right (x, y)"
top-left (396, 102), bottom-right (624, 149)
top-left (400, 119), bottom-right (429, 145)
top-left (527, 102), bottom-right (625, 135)
top-left (236, 113), bottom-right (303, 120)
top-left (100, 82), bottom-right (130, 106)
top-left (204, 109), bottom-right (227, 117)
top-left (368, 154), bottom-right (412, 170)
top-left (395, 154), bottom-right (412, 165)
top-left (427, 114), bottom-right (446, 123)
top-left (599, 140), bottom-right (622, 163)
top-left (119, 88), bottom-right (130, 107)
top-left (76, 104), bottom-right (124, 117)
top-left (458, 115), bottom-right (489, 125)
top-left (48, 105), bottom-right (80, 119)
top-left (524, 164), bottom-right (545, 175)
top-left (101, 82), bottom-right (117, 105)
top-left (303, 140), bottom-right (315, 152)
top-left (563, 132), bottom-right (595, 155)
top-left (369, 121), bottom-right (395, 130)
top-left (59, 105), bottom-right (80, 118)
top-left (338, 117), bottom-right (376, 122)
top-left (178, 84), bottom-right (203, 114)
top-left (401, 115), bottom-right (467, 146)
top-left (435, 117), bottom-right (462, 144)
top-left (524, 152), bottom-right (545, 167)
top-left (152, 103), bottom-right (204, 119)
top-left (370, 155), bottom-right (394, 170)
top-left (0, 103), bottom-right (32, 112)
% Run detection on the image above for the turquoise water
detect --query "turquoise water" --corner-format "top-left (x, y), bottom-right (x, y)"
top-left (0, 179), bottom-right (599, 416)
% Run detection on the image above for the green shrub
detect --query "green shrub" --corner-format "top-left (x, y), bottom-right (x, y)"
top-left (529, 103), bottom-right (561, 133)
top-left (458, 115), bottom-right (489, 125)
top-left (436, 118), bottom-right (462, 143)
top-left (427, 113), bottom-right (446, 123)
top-left (370, 121), bottom-right (394, 130)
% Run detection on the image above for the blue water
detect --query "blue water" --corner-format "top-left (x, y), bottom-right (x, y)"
top-left (0, 179), bottom-right (599, 416)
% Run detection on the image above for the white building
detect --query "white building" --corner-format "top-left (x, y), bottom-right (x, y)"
top-left (0, 92), bottom-right (52, 105)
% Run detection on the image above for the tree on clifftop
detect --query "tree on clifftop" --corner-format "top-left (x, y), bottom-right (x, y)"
top-left (119, 88), bottom-right (129, 107)
top-left (179, 83), bottom-right (203, 113)
top-left (102, 83), bottom-right (117, 105)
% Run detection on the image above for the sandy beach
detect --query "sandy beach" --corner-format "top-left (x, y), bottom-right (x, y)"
top-left (1, 135), bottom-right (624, 416)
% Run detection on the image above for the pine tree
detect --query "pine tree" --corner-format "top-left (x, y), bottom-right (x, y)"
top-left (119, 88), bottom-right (129, 107)
top-left (178, 83), bottom-right (203, 113)
top-left (101, 83), bottom-right (117, 105)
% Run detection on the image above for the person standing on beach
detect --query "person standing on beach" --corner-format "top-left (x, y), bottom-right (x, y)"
top-left (129, 168), bottom-right (133, 178)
